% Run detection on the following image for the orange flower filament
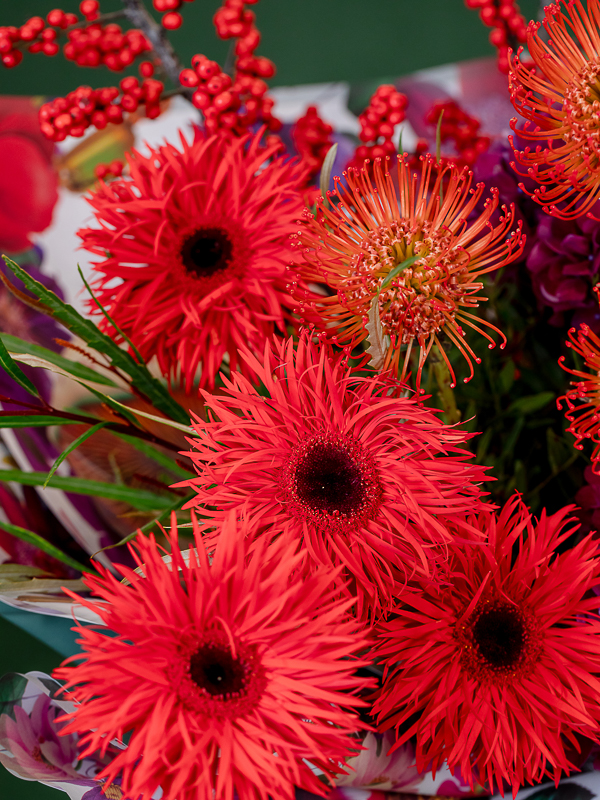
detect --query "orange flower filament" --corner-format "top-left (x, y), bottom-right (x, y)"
top-left (291, 155), bottom-right (523, 389)
top-left (509, 0), bottom-right (600, 218)
top-left (558, 290), bottom-right (600, 470)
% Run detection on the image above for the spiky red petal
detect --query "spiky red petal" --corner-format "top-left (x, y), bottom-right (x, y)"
top-left (54, 514), bottom-right (372, 800)
top-left (373, 495), bottom-right (600, 795)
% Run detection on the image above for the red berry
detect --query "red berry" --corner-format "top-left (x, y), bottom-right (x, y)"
top-left (196, 59), bottom-right (219, 80)
top-left (179, 68), bottom-right (198, 87)
top-left (47, 9), bottom-right (65, 27)
top-left (120, 75), bottom-right (139, 93)
top-left (145, 103), bottom-right (161, 119)
top-left (64, 13), bottom-right (78, 26)
top-left (55, 112), bottom-right (72, 130)
top-left (2, 50), bottom-right (22, 67)
top-left (191, 89), bottom-right (210, 109)
top-left (106, 104), bottom-right (123, 123)
top-left (139, 60), bottom-right (154, 77)
top-left (120, 94), bottom-right (138, 112)
top-left (40, 121), bottom-right (55, 139)
top-left (80, 0), bottom-right (99, 19)
top-left (162, 12), bottom-right (182, 29)
top-left (109, 159), bottom-right (123, 175)
top-left (92, 109), bottom-right (108, 128)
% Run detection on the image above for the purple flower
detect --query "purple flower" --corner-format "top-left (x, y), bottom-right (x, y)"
top-left (336, 732), bottom-right (420, 792)
top-left (526, 209), bottom-right (600, 327)
top-left (0, 693), bottom-right (83, 783)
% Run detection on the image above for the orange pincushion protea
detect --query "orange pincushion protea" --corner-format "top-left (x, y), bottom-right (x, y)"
top-left (291, 155), bottom-right (523, 390)
top-left (559, 291), bottom-right (600, 471)
top-left (509, 0), bottom-right (600, 219)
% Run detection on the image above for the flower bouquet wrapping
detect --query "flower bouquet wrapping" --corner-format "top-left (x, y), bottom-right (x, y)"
top-left (4, 2), bottom-right (600, 800)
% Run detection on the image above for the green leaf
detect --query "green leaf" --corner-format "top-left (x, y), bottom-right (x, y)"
top-left (0, 333), bottom-right (117, 387)
top-left (0, 414), bottom-right (83, 428)
top-left (0, 336), bottom-right (39, 397)
top-left (0, 520), bottom-right (97, 574)
top-left (92, 492), bottom-right (196, 555)
top-left (0, 673), bottom-right (27, 718)
top-left (319, 142), bottom-right (338, 204)
top-left (111, 430), bottom-right (193, 478)
top-left (498, 359), bottom-right (515, 395)
top-left (77, 265), bottom-right (145, 365)
top-left (506, 392), bottom-right (554, 416)
top-left (2, 257), bottom-right (190, 425)
top-left (379, 254), bottom-right (423, 294)
top-left (0, 469), bottom-right (178, 512)
top-left (44, 421), bottom-right (108, 488)
top-left (435, 107), bottom-right (444, 164)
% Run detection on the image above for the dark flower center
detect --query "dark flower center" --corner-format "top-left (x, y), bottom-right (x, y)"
top-left (180, 227), bottom-right (233, 278)
top-left (189, 642), bottom-right (247, 698)
top-left (294, 440), bottom-right (367, 515)
top-left (472, 603), bottom-right (526, 670)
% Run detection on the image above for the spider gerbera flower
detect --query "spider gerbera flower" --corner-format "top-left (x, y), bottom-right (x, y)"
top-left (54, 513), bottom-right (372, 800)
top-left (79, 130), bottom-right (308, 391)
top-left (373, 495), bottom-right (600, 795)
top-left (182, 335), bottom-right (490, 619)
top-left (290, 154), bottom-right (523, 389)
top-left (558, 292), bottom-right (600, 471)
top-left (509, 0), bottom-right (600, 218)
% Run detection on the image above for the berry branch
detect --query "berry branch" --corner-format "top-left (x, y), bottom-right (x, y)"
top-left (121, 0), bottom-right (188, 90)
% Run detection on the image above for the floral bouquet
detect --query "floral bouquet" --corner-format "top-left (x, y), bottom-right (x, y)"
top-left (2, 2), bottom-right (600, 800)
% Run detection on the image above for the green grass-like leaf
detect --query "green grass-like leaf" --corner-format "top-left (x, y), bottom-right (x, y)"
top-left (0, 336), bottom-right (39, 397)
top-left (1, 333), bottom-right (118, 387)
top-left (0, 469), bottom-right (178, 511)
top-left (0, 414), bottom-right (83, 428)
top-left (2, 257), bottom-right (190, 425)
top-left (44, 421), bottom-right (108, 488)
top-left (77, 265), bottom-right (145, 365)
top-left (0, 520), bottom-right (97, 574)
top-left (92, 493), bottom-right (196, 555)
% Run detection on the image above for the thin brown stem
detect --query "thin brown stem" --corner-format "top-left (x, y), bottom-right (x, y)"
top-left (0, 399), bottom-right (184, 453)
top-left (120, 0), bottom-right (190, 93)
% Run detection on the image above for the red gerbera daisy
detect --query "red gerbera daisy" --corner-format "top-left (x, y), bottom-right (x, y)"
top-left (182, 335), bottom-right (490, 619)
top-left (54, 513), bottom-right (372, 800)
top-left (558, 294), bottom-right (600, 471)
top-left (509, 0), bottom-right (600, 219)
top-left (290, 154), bottom-right (523, 389)
top-left (373, 495), bottom-right (600, 795)
top-left (79, 130), bottom-right (308, 390)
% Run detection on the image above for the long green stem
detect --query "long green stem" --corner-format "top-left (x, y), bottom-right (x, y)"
top-left (430, 345), bottom-right (461, 424)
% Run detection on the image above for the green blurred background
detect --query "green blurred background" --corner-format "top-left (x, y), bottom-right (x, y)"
top-left (0, 0), bottom-right (539, 797)
top-left (1, 0), bottom-right (539, 95)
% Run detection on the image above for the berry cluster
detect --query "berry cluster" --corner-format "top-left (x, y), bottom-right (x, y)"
top-left (64, 21), bottom-right (151, 70)
top-left (292, 106), bottom-right (334, 181)
top-left (350, 84), bottom-right (407, 169)
top-left (464, 0), bottom-right (527, 73)
top-left (425, 100), bottom-right (490, 166)
top-left (182, 0), bottom-right (280, 134)
top-left (0, 12), bottom-right (74, 68)
top-left (153, 0), bottom-right (195, 31)
top-left (0, 2), bottom-right (150, 71)
top-left (39, 76), bottom-right (164, 142)
top-left (181, 52), bottom-right (279, 135)
top-left (94, 159), bottom-right (124, 181)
